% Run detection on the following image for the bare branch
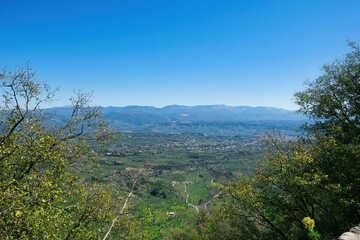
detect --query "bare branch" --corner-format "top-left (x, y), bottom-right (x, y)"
top-left (103, 170), bottom-right (142, 240)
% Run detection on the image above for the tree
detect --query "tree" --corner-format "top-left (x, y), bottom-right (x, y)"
top-left (251, 42), bottom-right (360, 238)
top-left (0, 65), bottom-right (142, 239)
top-left (294, 41), bottom-right (360, 143)
top-left (172, 42), bottom-right (360, 239)
top-left (294, 41), bottom-right (360, 233)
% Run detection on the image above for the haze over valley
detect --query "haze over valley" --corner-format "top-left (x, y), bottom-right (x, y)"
top-left (1, 1), bottom-right (359, 239)
top-left (48, 104), bottom-right (306, 135)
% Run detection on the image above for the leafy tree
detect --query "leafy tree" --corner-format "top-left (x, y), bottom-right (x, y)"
top-left (0, 65), bottom-right (143, 239)
top-left (294, 41), bottom-right (360, 143)
top-left (172, 42), bottom-right (360, 239)
top-left (205, 135), bottom-right (323, 239)
top-left (294, 41), bottom-right (360, 227)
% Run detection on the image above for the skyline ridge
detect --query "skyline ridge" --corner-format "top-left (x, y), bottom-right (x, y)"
top-left (50, 104), bottom-right (298, 112)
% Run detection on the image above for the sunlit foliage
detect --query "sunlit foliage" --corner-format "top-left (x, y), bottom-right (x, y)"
top-left (170, 42), bottom-right (360, 239)
top-left (0, 65), bottom-right (143, 239)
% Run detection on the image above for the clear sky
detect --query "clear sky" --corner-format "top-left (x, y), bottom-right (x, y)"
top-left (1, 0), bottom-right (359, 110)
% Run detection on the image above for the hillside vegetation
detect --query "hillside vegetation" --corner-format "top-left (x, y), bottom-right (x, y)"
top-left (0, 42), bottom-right (359, 239)
top-left (170, 42), bottom-right (360, 240)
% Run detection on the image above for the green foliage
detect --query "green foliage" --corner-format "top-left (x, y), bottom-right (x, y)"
top-left (172, 42), bottom-right (360, 239)
top-left (4, 41), bottom-right (358, 239)
top-left (294, 42), bottom-right (360, 230)
top-left (294, 41), bottom-right (360, 143)
top-left (0, 65), bottom-right (140, 239)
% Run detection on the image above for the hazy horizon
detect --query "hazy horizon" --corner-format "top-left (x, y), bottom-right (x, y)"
top-left (48, 103), bottom-right (299, 111)
top-left (1, 1), bottom-right (360, 110)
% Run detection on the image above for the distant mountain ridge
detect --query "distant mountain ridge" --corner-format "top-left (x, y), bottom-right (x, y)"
top-left (99, 105), bottom-right (305, 123)
top-left (45, 105), bottom-right (307, 135)
top-left (48, 104), bottom-right (305, 123)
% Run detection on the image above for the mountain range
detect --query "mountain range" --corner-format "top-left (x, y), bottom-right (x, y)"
top-left (47, 105), bottom-right (307, 135)
top-left (99, 105), bottom-right (305, 123)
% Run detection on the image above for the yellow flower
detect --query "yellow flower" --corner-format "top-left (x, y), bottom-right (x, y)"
top-left (302, 216), bottom-right (315, 230)
top-left (15, 210), bottom-right (21, 217)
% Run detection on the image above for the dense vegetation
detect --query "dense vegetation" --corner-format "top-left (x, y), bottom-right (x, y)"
top-left (1, 42), bottom-right (359, 239)
top-left (170, 42), bottom-right (360, 239)
top-left (0, 66), bottom-right (145, 239)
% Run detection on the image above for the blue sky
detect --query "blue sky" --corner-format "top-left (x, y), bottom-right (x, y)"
top-left (1, 0), bottom-right (359, 110)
